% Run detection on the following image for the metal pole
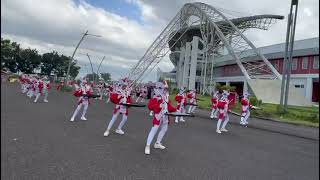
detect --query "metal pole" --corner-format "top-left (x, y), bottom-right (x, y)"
top-left (284, 1), bottom-right (298, 109)
top-left (280, 13), bottom-right (293, 106)
top-left (66, 30), bottom-right (88, 82)
top-left (96, 56), bottom-right (106, 81)
top-left (86, 53), bottom-right (95, 82)
top-left (210, 53), bottom-right (214, 92)
top-left (203, 46), bottom-right (208, 95)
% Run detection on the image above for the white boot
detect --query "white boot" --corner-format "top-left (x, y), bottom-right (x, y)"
top-left (216, 129), bottom-right (222, 134)
top-left (154, 143), bottom-right (166, 150)
top-left (145, 145), bottom-right (150, 155)
top-left (44, 99), bottom-right (48, 103)
top-left (70, 117), bottom-right (75, 122)
top-left (149, 111), bottom-right (153, 116)
top-left (104, 130), bottom-right (110, 137)
top-left (81, 116), bottom-right (87, 121)
top-left (179, 118), bottom-right (185, 122)
top-left (220, 128), bottom-right (228, 132)
top-left (115, 129), bottom-right (124, 135)
top-left (175, 117), bottom-right (179, 123)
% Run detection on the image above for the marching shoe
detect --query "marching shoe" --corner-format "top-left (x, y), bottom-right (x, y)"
top-left (220, 128), bottom-right (228, 132)
top-left (44, 99), bottom-right (48, 103)
top-left (145, 145), bottom-right (150, 155)
top-left (70, 117), bottom-right (75, 122)
top-left (180, 119), bottom-right (185, 122)
top-left (154, 143), bottom-right (166, 150)
top-left (216, 129), bottom-right (222, 134)
top-left (115, 129), bottom-right (125, 135)
top-left (80, 116), bottom-right (87, 121)
top-left (210, 115), bottom-right (214, 119)
top-left (103, 130), bottom-right (110, 137)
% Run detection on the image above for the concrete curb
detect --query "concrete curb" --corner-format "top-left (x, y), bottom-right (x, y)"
top-left (194, 109), bottom-right (319, 141)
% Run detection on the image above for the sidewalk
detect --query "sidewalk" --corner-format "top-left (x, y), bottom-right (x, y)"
top-left (195, 108), bottom-right (319, 141)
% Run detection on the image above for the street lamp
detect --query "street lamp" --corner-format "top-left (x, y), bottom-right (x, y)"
top-left (65, 30), bottom-right (101, 82)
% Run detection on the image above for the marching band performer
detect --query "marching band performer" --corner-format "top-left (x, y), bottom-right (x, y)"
top-left (106, 83), bottom-right (114, 103)
top-left (27, 76), bottom-right (37, 98)
top-left (70, 78), bottom-right (92, 122)
top-left (240, 92), bottom-right (253, 126)
top-left (210, 90), bottom-right (219, 119)
top-left (33, 76), bottom-right (51, 103)
top-left (97, 79), bottom-right (105, 100)
top-left (103, 78), bottom-right (132, 136)
top-left (216, 90), bottom-right (232, 134)
top-left (136, 85), bottom-right (147, 103)
top-left (187, 89), bottom-right (197, 114)
top-left (33, 77), bottom-right (44, 103)
top-left (144, 81), bottom-right (177, 155)
top-left (57, 80), bottom-right (64, 91)
top-left (174, 87), bottom-right (187, 123)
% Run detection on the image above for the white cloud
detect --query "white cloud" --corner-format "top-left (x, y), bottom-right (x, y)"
top-left (1, 0), bottom-right (319, 81)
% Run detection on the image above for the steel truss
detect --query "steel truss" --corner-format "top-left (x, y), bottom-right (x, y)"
top-left (128, 2), bottom-right (284, 84)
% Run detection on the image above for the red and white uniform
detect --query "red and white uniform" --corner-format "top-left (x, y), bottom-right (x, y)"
top-left (34, 77), bottom-right (51, 103)
top-left (104, 77), bottom-right (132, 136)
top-left (97, 82), bottom-right (104, 100)
top-left (70, 80), bottom-right (92, 121)
top-left (57, 80), bottom-right (64, 90)
top-left (106, 85), bottom-right (113, 103)
top-left (110, 89), bottom-right (132, 116)
top-left (148, 95), bottom-right (176, 126)
top-left (216, 90), bottom-right (232, 134)
top-left (240, 93), bottom-right (252, 125)
top-left (145, 81), bottom-right (177, 155)
top-left (19, 75), bottom-right (28, 93)
top-left (187, 90), bottom-right (197, 113)
top-left (174, 89), bottom-right (187, 123)
top-left (136, 86), bottom-right (147, 102)
top-left (27, 78), bottom-right (37, 98)
top-left (73, 85), bottom-right (92, 105)
top-left (210, 91), bottom-right (219, 118)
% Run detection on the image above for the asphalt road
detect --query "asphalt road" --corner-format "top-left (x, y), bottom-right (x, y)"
top-left (1, 82), bottom-right (319, 180)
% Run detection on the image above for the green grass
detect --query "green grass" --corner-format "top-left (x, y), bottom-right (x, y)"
top-left (169, 94), bottom-right (319, 127)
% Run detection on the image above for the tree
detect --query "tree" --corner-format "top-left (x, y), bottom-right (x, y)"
top-left (100, 73), bottom-right (111, 82)
top-left (85, 73), bottom-right (98, 82)
top-left (40, 51), bottom-right (60, 76)
top-left (16, 48), bottom-right (41, 74)
top-left (1, 38), bottom-right (19, 72)
top-left (69, 61), bottom-right (80, 79)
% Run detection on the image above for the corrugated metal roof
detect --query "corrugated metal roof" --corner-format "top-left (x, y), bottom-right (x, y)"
top-left (214, 37), bottom-right (319, 67)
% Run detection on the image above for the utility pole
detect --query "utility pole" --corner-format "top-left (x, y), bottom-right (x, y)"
top-left (279, 0), bottom-right (299, 111)
top-left (65, 30), bottom-right (101, 82)
top-left (96, 56), bottom-right (106, 82)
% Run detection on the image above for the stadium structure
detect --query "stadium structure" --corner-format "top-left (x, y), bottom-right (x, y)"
top-left (157, 37), bottom-right (319, 104)
top-left (127, 2), bottom-right (318, 106)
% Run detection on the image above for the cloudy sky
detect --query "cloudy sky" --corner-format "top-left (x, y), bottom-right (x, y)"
top-left (1, 0), bottom-right (319, 81)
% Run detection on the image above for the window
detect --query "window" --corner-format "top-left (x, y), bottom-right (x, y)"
top-left (273, 60), bottom-right (279, 70)
top-left (292, 58), bottom-right (298, 70)
top-left (302, 57), bottom-right (308, 69)
top-left (313, 56), bottom-right (319, 69)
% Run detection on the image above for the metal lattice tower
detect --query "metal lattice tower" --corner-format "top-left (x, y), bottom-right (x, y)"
top-left (127, 2), bottom-right (284, 84)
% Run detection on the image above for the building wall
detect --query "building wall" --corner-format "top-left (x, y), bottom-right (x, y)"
top-left (214, 55), bottom-right (319, 77)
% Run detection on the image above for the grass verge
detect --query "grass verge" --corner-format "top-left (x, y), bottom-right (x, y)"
top-left (169, 94), bottom-right (319, 127)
